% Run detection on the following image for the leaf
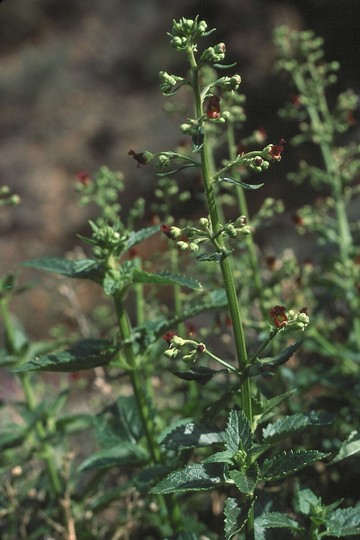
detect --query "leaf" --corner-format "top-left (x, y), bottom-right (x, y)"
top-left (161, 422), bottom-right (224, 451)
top-left (254, 340), bottom-right (305, 369)
top-left (296, 486), bottom-right (322, 515)
top-left (332, 430), bottom-right (360, 463)
top-left (132, 269), bottom-right (202, 290)
top-left (134, 465), bottom-right (171, 493)
top-left (224, 497), bottom-right (253, 539)
top-left (225, 409), bottom-right (252, 455)
top-left (254, 389), bottom-right (297, 425)
top-left (171, 366), bottom-right (226, 385)
top-left (229, 463), bottom-right (258, 495)
top-left (22, 257), bottom-right (102, 281)
top-left (202, 450), bottom-right (234, 465)
top-left (256, 512), bottom-right (302, 532)
top-left (13, 338), bottom-right (116, 372)
top-left (327, 507), bottom-right (360, 536)
top-left (262, 411), bottom-right (334, 444)
top-left (197, 252), bottom-right (223, 263)
top-left (0, 425), bottom-right (27, 450)
top-left (77, 442), bottom-right (148, 472)
top-left (150, 463), bottom-right (225, 494)
top-left (220, 177), bottom-right (264, 190)
top-left (124, 225), bottom-right (160, 251)
top-left (261, 450), bottom-right (329, 481)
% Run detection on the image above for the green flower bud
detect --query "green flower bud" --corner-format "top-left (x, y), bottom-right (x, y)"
top-left (177, 241), bottom-right (189, 250)
top-left (199, 217), bottom-right (209, 228)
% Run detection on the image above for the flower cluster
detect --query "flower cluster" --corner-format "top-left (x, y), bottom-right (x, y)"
top-left (163, 334), bottom-right (206, 364)
top-left (270, 305), bottom-right (309, 331)
top-left (168, 17), bottom-right (209, 51)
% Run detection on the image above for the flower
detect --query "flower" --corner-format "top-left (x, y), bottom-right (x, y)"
top-left (162, 331), bottom-right (177, 343)
top-left (128, 149), bottom-right (154, 167)
top-left (270, 305), bottom-right (288, 328)
top-left (76, 170), bottom-right (91, 185)
top-left (206, 95), bottom-right (221, 119)
top-left (268, 139), bottom-right (286, 161)
top-left (160, 224), bottom-right (182, 239)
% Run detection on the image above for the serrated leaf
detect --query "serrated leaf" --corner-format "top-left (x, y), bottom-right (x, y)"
top-left (150, 463), bottom-right (225, 494)
top-left (220, 177), bottom-right (264, 190)
top-left (202, 450), bottom-right (234, 465)
top-left (197, 252), bottom-right (223, 262)
top-left (22, 257), bottom-right (102, 280)
top-left (224, 497), bottom-right (253, 539)
top-left (332, 430), bottom-right (360, 463)
top-left (134, 465), bottom-right (170, 493)
top-left (295, 485), bottom-right (321, 515)
top-left (262, 411), bottom-right (334, 444)
top-left (162, 422), bottom-right (224, 451)
top-left (225, 409), bottom-right (252, 455)
top-left (13, 338), bottom-right (116, 372)
top-left (132, 269), bottom-right (202, 290)
top-left (171, 366), bottom-right (226, 385)
top-left (229, 463), bottom-right (258, 494)
top-left (124, 225), bottom-right (160, 251)
top-left (77, 442), bottom-right (148, 472)
top-left (256, 512), bottom-right (302, 531)
top-left (261, 450), bottom-right (328, 481)
top-left (327, 507), bottom-right (360, 536)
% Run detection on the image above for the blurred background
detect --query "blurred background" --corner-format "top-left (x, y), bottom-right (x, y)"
top-left (1, 0), bottom-right (359, 338)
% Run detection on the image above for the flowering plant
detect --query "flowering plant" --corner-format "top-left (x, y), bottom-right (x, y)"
top-left (0, 17), bottom-right (359, 540)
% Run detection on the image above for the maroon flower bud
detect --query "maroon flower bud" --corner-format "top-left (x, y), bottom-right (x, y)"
top-left (300, 307), bottom-right (308, 315)
top-left (206, 95), bottom-right (221, 119)
top-left (160, 224), bottom-right (172, 237)
top-left (128, 149), bottom-right (153, 167)
top-left (76, 170), bottom-right (91, 185)
top-left (196, 343), bottom-right (206, 353)
top-left (162, 331), bottom-right (177, 343)
top-left (266, 255), bottom-right (277, 271)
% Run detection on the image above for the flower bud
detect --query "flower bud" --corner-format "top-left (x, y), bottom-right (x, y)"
top-left (177, 241), bottom-right (189, 250)
top-left (199, 217), bottom-right (209, 227)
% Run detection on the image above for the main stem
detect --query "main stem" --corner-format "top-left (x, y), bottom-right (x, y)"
top-left (188, 49), bottom-right (254, 539)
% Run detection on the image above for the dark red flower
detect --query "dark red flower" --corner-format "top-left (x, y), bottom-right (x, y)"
top-left (300, 307), bottom-right (308, 314)
top-left (270, 305), bottom-right (288, 328)
top-left (266, 255), bottom-right (277, 271)
top-left (162, 331), bottom-right (177, 343)
top-left (206, 95), bottom-right (221, 119)
top-left (160, 224), bottom-right (172, 237)
top-left (269, 139), bottom-right (286, 161)
top-left (128, 149), bottom-right (153, 167)
top-left (76, 170), bottom-right (91, 185)
top-left (292, 213), bottom-right (304, 226)
top-left (196, 343), bottom-right (206, 353)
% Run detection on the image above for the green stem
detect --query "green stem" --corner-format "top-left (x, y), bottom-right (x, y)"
top-left (113, 291), bottom-right (183, 533)
top-left (188, 47), bottom-right (254, 540)
top-left (226, 122), bottom-right (266, 316)
top-left (0, 298), bottom-right (62, 496)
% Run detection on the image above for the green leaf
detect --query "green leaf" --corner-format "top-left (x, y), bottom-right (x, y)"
top-left (254, 340), bottom-right (304, 369)
top-left (150, 463), bottom-right (225, 495)
top-left (261, 450), bottom-right (329, 481)
top-left (22, 257), bottom-right (102, 280)
top-left (225, 409), bottom-right (252, 455)
top-left (332, 430), bottom-right (360, 463)
top-left (327, 507), bottom-right (360, 536)
top-left (161, 422), bottom-right (224, 451)
top-left (224, 497), bottom-right (253, 539)
top-left (262, 411), bottom-right (334, 444)
top-left (0, 425), bottom-right (27, 450)
top-left (229, 463), bottom-right (258, 494)
top-left (124, 225), bottom-right (160, 251)
top-left (202, 450), bottom-right (234, 465)
top-left (220, 177), bottom-right (264, 190)
top-left (134, 465), bottom-right (170, 493)
top-left (77, 442), bottom-right (148, 472)
top-left (256, 512), bottom-right (302, 532)
top-left (132, 269), bottom-right (202, 290)
top-left (295, 485), bottom-right (321, 515)
top-left (13, 338), bottom-right (116, 372)
top-left (254, 389), bottom-right (297, 425)
top-left (171, 366), bottom-right (226, 385)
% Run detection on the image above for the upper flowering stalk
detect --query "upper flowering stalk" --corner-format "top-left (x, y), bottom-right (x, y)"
top-left (168, 16), bottom-right (211, 51)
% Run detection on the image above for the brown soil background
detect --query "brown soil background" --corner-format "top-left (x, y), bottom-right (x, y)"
top-left (1, 0), bottom-right (359, 340)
